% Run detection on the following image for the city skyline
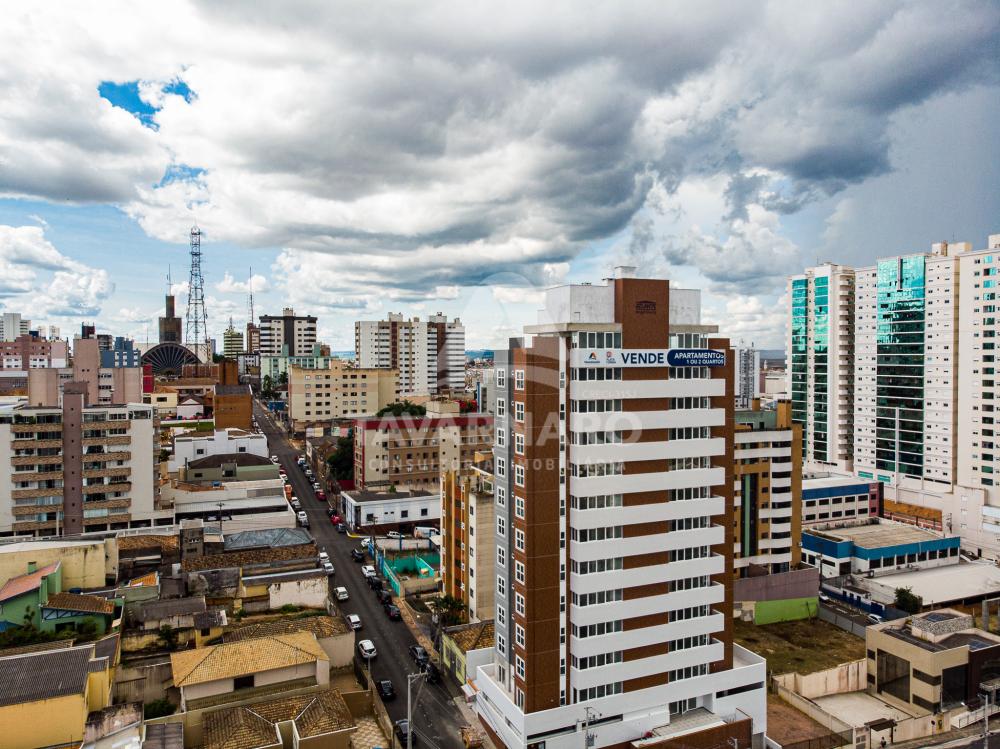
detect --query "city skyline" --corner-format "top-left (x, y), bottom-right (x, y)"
top-left (1, 2), bottom-right (998, 351)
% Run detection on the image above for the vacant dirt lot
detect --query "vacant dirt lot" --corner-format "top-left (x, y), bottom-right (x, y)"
top-left (734, 617), bottom-right (866, 675)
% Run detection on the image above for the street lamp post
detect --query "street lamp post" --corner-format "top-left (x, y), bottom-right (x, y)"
top-left (407, 671), bottom-right (427, 749)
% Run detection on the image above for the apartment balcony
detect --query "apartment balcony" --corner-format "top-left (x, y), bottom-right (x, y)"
top-left (10, 423), bottom-right (63, 434)
top-left (12, 438), bottom-right (62, 450)
top-left (83, 435), bottom-right (131, 447)
top-left (571, 611), bottom-right (725, 659)
top-left (83, 467), bottom-right (131, 480)
top-left (10, 455), bottom-right (64, 467)
top-left (9, 469), bottom-right (65, 483)
top-left (12, 487), bottom-right (64, 500)
top-left (12, 503), bottom-right (63, 517)
top-left (83, 482), bottom-right (131, 495)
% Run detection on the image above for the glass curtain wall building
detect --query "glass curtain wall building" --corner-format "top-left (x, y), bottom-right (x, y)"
top-left (786, 265), bottom-right (855, 473)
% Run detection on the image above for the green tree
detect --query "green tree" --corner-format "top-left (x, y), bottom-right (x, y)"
top-left (277, 370), bottom-right (288, 387)
top-left (428, 594), bottom-right (465, 627)
top-left (326, 435), bottom-right (354, 481)
top-left (159, 624), bottom-right (180, 651)
top-left (144, 698), bottom-right (176, 719)
top-left (375, 400), bottom-right (426, 417)
top-left (261, 374), bottom-right (274, 399)
top-left (894, 586), bottom-right (923, 614)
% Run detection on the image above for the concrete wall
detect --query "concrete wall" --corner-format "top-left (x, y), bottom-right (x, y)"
top-left (0, 539), bottom-right (116, 589)
top-left (113, 658), bottom-right (173, 703)
top-left (267, 575), bottom-right (329, 609)
top-left (734, 566), bottom-right (819, 603)
top-left (319, 632), bottom-right (355, 669)
top-left (774, 660), bottom-right (867, 699)
top-left (0, 693), bottom-right (89, 749)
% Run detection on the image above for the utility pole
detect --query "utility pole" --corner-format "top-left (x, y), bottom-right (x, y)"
top-left (407, 671), bottom-right (427, 749)
top-left (217, 501), bottom-right (224, 535)
top-left (985, 690), bottom-right (992, 749)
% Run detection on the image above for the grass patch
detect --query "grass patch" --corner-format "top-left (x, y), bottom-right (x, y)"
top-left (734, 617), bottom-right (866, 676)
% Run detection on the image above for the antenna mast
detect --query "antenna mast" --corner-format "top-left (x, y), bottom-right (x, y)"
top-left (185, 226), bottom-right (208, 364)
top-left (247, 266), bottom-right (255, 328)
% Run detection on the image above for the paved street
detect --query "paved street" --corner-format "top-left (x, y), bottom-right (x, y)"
top-left (253, 402), bottom-right (468, 749)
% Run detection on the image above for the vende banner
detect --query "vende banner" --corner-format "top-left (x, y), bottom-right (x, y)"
top-left (571, 348), bottom-right (726, 367)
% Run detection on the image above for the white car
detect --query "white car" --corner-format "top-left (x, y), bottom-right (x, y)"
top-left (361, 565), bottom-right (376, 578)
top-left (322, 561), bottom-right (335, 576)
top-left (386, 531), bottom-right (405, 540)
top-left (312, 482), bottom-right (321, 492)
top-left (335, 587), bottom-right (349, 601)
top-left (297, 511), bottom-right (309, 526)
top-left (270, 455), bottom-right (279, 463)
top-left (319, 550), bottom-right (329, 563)
top-left (347, 614), bottom-right (362, 630)
top-left (291, 499), bottom-right (301, 510)
top-left (358, 639), bottom-right (377, 659)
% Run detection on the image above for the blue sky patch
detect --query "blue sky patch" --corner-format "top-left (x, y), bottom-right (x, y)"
top-left (157, 164), bottom-right (206, 188)
top-left (98, 78), bottom-right (194, 129)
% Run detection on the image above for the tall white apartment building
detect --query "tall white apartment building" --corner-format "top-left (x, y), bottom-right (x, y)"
top-left (733, 344), bottom-right (761, 409)
top-left (354, 312), bottom-right (465, 396)
top-left (790, 234), bottom-right (1000, 558)
top-left (475, 268), bottom-right (766, 749)
top-left (0, 312), bottom-right (31, 342)
top-left (957, 234), bottom-right (1000, 554)
top-left (787, 264), bottom-right (855, 472)
top-left (258, 308), bottom-right (317, 356)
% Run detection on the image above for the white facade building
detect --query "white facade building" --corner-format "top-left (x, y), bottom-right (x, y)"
top-left (168, 428), bottom-right (269, 473)
top-left (733, 345), bottom-right (761, 409)
top-left (0, 312), bottom-right (31, 342)
top-left (477, 269), bottom-right (766, 749)
top-left (355, 312), bottom-right (465, 396)
top-left (258, 308), bottom-right (317, 356)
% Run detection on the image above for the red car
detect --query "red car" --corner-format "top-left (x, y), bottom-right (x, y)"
top-left (316, 491), bottom-right (327, 501)
top-left (330, 515), bottom-right (342, 525)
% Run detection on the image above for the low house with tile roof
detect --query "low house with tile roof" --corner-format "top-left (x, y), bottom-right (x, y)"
top-left (180, 452), bottom-right (281, 484)
top-left (201, 687), bottom-right (356, 749)
top-left (170, 631), bottom-right (330, 711)
top-left (441, 620), bottom-right (495, 686)
top-left (0, 640), bottom-right (116, 749)
top-left (224, 615), bottom-right (354, 667)
top-left (0, 559), bottom-right (119, 635)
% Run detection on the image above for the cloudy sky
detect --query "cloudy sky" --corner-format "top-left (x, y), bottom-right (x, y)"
top-left (1, 1), bottom-right (998, 351)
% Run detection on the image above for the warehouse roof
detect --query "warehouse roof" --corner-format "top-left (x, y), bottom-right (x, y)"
top-left (0, 644), bottom-right (96, 706)
top-left (170, 632), bottom-right (326, 687)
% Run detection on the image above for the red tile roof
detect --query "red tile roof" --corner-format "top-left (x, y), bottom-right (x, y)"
top-left (43, 592), bottom-right (115, 615)
top-left (0, 562), bottom-right (60, 603)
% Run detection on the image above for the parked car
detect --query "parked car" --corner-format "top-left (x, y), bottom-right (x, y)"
top-left (334, 586), bottom-right (349, 601)
top-left (819, 593), bottom-right (831, 603)
top-left (270, 455), bottom-right (279, 463)
top-left (376, 679), bottom-right (396, 701)
top-left (297, 511), bottom-right (309, 527)
top-left (423, 662), bottom-right (441, 684)
top-left (387, 530), bottom-right (405, 540)
top-left (361, 565), bottom-right (376, 578)
top-left (316, 490), bottom-right (327, 501)
top-left (394, 720), bottom-right (414, 747)
top-left (326, 507), bottom-right (337, 517)
top-left (346, 614), bottom-right (362, 630)
top-left (322, 561), bottom-right (335, 576)
top-left (351, 549), bottom-right (365, 562)
top-left (297, 456), bottom-right (306, 466)
top-left (305, 469), bottom-right (314, 479)
top-left (336, 523), bottom-right (347, 534)
top-left (318, 550), bottom-right (329, 563)
top-left (312, 482), bottom-right (321, 492)
top-left (278, 467), bottom-right (286, 476)
top-left (369, 577), bottom-right (384, 591)
top-left (867, 613), bottom-right (884, 625)
top-left (291, 498), bottom-right (301, 510)
top-left (384, 604), bottom-right (402, 620)
top-left (408, 645), bottom-right (429, 665)
top-left (358, 639), bottom-right (377, 659)
top-left (376, 590), bottom-right (392, 605)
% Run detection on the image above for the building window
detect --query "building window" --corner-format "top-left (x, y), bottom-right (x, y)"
top-left (496, 486), bottom-right (506, 507)
top-left (496, 398), bottom-right (506, 417)
top-left (515, 592), bottom-right (525, 615)
top-left (497, 606), bottom-right (506, 626)
top-left (515, 495), bottom-right (525, 519)
top-left (496, 370), bottom-right (506, 388)
top-left (515, 561), bottom-right (525, 584)
top-left (514, 432), bottom-right (525, 455)
top-left (515, 528), bottom-right (525, 551)
top-left (497, 633), bottom-right (506, 655)
top-left (497, 547), bottom-right (506, 567)
top-left (496, 458), bottom-right (506, 478)
top-left (514, 401), bottom-right (524, 422)
top-left (514, 463), bottom-right (525, 487)
top-left (497, 576), bottom-right (506, 597)
top-left (516, 655), bottom-right (525, 679)
top-left (497, 517), bottom-right (506, 537)
top-left (515, 624), bottom-right (525, 648)
top-left (497, 428), bottom-right (506, 448)
top-left (515, 370), bottom-right (525, 390)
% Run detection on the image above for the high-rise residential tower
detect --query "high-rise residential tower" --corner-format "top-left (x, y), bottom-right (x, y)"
top-left (258, 308), bottom-right (317, 356)
top-left (475, 268), bottom-right (766, 749)
top-left (355, 312), bottom-right (465, 396)
top-left (787, 263), bottom-right (855, 472)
